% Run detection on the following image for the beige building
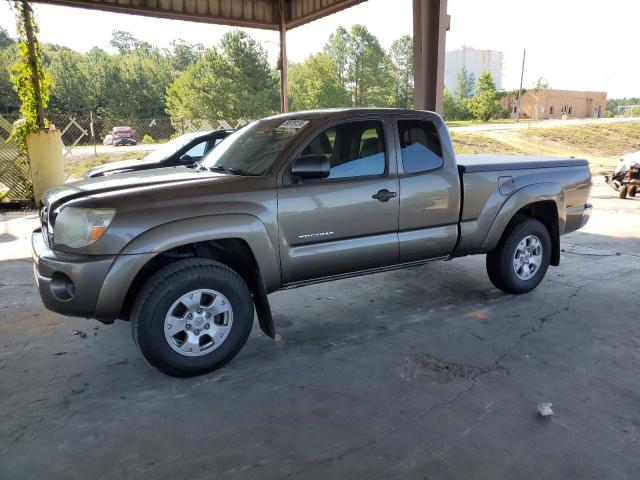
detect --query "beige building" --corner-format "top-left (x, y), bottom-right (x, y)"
top-left (501, 89), bottom-right (607, 119)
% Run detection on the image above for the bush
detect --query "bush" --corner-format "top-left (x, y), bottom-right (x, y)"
top-left (468, 71), bottom-right (500, 122)
top-left (141, 134), bottom-right (155, 144)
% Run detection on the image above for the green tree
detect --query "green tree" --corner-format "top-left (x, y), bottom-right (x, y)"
top-left (323, 26), bottom-right (349, 88)
top-left (166, 30), bottom-right (277, 120)
top-left (110, 30), bottom-right (139, 55)
top-left (169, 39), bottom-right (204, 73)
top-left (83, 47), bottom-right (122, 115)
top-left (453, 67), bottom-right (474, 119)
top-left (607, 97), bottom-right (640, 117)
top-left (534, 77), bottom-right (550, 90)
top-left (389, 35), bottom-right (413, 108)
top-left (44, 46), bottom-right (90, 114)
top-left (348, 25), bottom-right (393, 106)
top-left (288, 53), bottom-right (350, 111)
top-left (120, 51), bottom-right (173, 117)
top-left (468, 70), bottom-right (500, 122)
top-left (0, 44), bottom-right (20, 114)
top-left (323, 25), bottom-right (394, 107)
top-left (442, 87), bottom-right (460, 120)
top-left (0, 26), bottom-right (15, 50)
top-left (455, 67), bottom-right (475, 100)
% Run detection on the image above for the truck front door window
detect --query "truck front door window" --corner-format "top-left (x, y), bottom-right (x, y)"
top-left (398, 120), bottom-right (444, 174)
top-left (301, 121), bottom-right (386, 179)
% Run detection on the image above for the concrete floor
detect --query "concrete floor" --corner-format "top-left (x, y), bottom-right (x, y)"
top-left (1, 179), bottom-right (639, 479)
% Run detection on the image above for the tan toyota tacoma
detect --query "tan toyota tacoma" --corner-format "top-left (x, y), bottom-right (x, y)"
top-left (32, 109), bottom-right (592, 377)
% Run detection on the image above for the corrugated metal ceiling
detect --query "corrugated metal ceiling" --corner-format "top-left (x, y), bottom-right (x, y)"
top-left (31, 0), bottom-right (368, 30)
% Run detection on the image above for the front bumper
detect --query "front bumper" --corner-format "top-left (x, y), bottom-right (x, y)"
top-left (32, 228), bottom-right (116, 319)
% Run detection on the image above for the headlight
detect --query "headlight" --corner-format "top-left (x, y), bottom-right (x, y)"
top-left (53, 207), bottom-right (115, 248)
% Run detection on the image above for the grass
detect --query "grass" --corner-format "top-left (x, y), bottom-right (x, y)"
top-left (64, 155), bottom-right (111, 180)
top-left (64, 150), bottom-right (147, 180)
top-left (516, 122), bottom-right (640, 157)
top-left (491, 121), bottom-right (640, 173)
top-left (450, 132), bottom-right (524, 155)
top-left (445, 118), bottom-right (541, 128)
top-left (449, 121), bottom-right (640, 174)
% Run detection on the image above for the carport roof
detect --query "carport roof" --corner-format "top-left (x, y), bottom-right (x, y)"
top-left (30, 0), bottom-right (368, 30)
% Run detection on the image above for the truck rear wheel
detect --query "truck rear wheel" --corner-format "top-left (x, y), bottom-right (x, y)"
top-left (629, 186), bottom-right (637, 197)
top-left (486, 218), bottom-right (551, 294)
top-left (131, 258), bottom-right (254, 377)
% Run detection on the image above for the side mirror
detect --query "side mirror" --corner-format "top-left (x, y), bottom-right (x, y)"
top-left (178, 154), bottom-right (194, 165)
top-left (291, 154), bottom-right (330, 180)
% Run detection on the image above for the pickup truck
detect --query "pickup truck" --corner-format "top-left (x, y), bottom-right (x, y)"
top-left (32, 109), bottom-right (592, 377)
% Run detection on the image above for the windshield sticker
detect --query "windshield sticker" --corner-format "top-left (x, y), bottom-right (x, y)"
top-left (278, 120), bottom-right (309, 130)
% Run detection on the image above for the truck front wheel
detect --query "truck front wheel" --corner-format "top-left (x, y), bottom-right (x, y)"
top-left (130, 259), bottom-right (254, 377)
top-left (486, 218), bottom-right (551, 294)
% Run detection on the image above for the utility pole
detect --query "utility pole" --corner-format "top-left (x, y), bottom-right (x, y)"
top-left (515, 49), bottom-right (526, 123)
top-left (21, 0), bottom-right (45, 129)
top-left (90, 111), bottom-right (97, 156)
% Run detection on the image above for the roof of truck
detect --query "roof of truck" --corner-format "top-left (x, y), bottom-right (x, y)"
top-left (263, 108), bottom-right (439, 122)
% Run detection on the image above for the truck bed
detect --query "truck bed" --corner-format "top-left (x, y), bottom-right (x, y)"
top-left (455, 154), bottom-right (592, 256)
top-left (457, 154), bottom-right (589, 173)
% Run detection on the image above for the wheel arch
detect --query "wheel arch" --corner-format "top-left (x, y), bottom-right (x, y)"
top-left (481, 183), bottom-right (565, 266)
top-left (94, 214), bottom-right (279, 337)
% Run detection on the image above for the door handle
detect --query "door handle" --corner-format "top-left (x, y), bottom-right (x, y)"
top-left (372, 189), bottom-right (397, 202)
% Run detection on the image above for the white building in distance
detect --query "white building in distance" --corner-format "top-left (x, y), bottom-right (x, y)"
top-left (444, 48), bottom-right (504, 96)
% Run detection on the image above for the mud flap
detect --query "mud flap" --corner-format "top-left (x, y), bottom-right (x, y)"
top-left (252, 268), bottom-right (275, 338)
top-left (254, 292), bottom-right (275, 338)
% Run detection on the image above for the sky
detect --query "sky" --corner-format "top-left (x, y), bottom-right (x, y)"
top-left (0, 0), bottom-right (638, 98)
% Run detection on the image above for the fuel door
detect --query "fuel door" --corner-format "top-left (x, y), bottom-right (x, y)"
top-left (498, 176), bottom-right (516, 196)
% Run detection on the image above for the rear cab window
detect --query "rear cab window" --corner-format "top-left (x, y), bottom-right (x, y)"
top-left (397, 119), bottom-right (444, 174)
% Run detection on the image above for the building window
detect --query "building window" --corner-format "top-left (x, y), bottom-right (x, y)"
top-left (510, 106), bottom-right (517, 114)
top-left (568, 106), bottom-right (573, 115)
top-left (549, 106), bottom-right (554, 115)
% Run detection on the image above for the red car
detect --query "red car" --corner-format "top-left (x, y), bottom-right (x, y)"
top-left (112, 126), bottom-right (137, 146)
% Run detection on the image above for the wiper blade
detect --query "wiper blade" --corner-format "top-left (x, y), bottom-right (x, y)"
top-left (208, 165), bottom-right (259, 176)
top-left (209, 164), bottom-right (237, 175)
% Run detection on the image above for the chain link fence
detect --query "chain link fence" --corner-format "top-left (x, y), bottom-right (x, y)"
top-left (48, 114), bottom-right (248, 155)
top-left (0, 113), bottom-right (249, 204)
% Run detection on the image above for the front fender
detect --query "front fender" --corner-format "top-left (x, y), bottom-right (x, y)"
top-left (94, 214), bottom-right (280, 321)
top-left (121, 214), bottom-right (280, 289)
top-left (480, 182), bottom-right (566, 253)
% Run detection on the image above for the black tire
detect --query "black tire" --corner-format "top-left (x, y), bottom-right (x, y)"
top-left (629, 186), bottom-right (637, 197)
top-left (131, 258), bottom-right (254, 377)
top-left (486, 217), bottom-right (551, 294)
top-left (619, 186), bottom-right (628, 199)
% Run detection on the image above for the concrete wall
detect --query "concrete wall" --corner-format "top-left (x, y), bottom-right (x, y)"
top-left (444, 48), bottom-right (503, 95)
top-left (501, 89), bottom-right (608, 119)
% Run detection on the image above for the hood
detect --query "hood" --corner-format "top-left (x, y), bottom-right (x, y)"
top-left (42, 166), bottom-right (239, 212)
top-left (85, 158), bottom-right (150, 178)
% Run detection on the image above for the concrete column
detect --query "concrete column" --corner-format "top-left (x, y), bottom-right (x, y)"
top-left (26, 129), bottom-right (65, 204)
top-left (278, 0), bottom-right (289, 113)
top-left (413, 0), bottom-right (448, 114)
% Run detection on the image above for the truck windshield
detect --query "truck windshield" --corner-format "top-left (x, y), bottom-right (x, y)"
top-left (199, 118), bottom-right (309, 175)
